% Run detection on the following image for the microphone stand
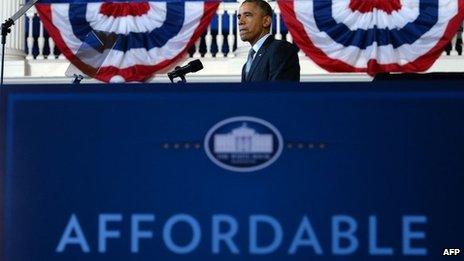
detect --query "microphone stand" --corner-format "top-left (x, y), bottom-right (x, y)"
top-left (0, 20), bottom-right (12, 89)
top-left (1, 0), bottom-right (39, 90)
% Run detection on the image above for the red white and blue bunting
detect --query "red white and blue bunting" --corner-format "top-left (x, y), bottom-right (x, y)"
top-left (278, 0), bottom-right (464, 74)
top-left (36, 0), bottom-right (219, 82)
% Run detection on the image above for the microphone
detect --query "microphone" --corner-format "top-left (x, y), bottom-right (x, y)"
top-left (168, 59), bottom-right (203, 83)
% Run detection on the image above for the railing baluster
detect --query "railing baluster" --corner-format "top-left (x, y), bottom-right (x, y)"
top-left (286, 31), bottom-right (293, 43)
top-left (26, 9), bottom-right (34, 60)
top-left (37, 16), bottom-right (45, 60)
top-left (17, 3), bottom-right (25, 56)
top-left (455, 25), bottom-right (463, 56)
top-left (216, 8), bottom-right (225, 58)
top-left (226, 9), bottom-right (235, 58)
top-left (193, 38), bottom-right (201, 58)
top-left (205, 25), bottom-right (213, 58)
top-left (451, 33), bottom-right (459, 56)
top-left (48, 35), bottom-right (56, 60)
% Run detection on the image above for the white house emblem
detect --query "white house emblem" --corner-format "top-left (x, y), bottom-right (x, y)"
top-left (204, 116), bottom-right (283, 172)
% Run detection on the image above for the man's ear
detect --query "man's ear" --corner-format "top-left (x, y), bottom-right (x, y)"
top-left (263, 15), bottom-right (272, 28)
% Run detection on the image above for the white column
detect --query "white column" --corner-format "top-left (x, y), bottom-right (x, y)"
top-left (1, 0), bottom-right (27, 77)
top-left (1, 0), bottom-right (26, 60)
top-left (216, 8), bottom-right (225, 58)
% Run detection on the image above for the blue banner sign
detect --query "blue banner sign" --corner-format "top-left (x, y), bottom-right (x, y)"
top-left (1, 81), bottom-right (463, 260)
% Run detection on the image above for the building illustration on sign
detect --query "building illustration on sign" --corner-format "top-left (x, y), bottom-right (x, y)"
top-left (213, 123), bottom-right (273, 153)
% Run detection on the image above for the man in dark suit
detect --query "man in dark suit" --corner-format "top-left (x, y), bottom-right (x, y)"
top-left (238, 0), bottom-right (300, 82)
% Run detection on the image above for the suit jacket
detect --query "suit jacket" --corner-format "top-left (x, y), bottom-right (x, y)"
top-left (241, 36), bottom-right (300, 82)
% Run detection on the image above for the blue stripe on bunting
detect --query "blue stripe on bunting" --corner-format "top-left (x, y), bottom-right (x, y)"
top-left (313, 0), bottom-right (438, 49)
top-left (69, 2), bottom-right (185, 51)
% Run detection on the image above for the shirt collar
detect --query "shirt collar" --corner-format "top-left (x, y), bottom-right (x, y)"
top-left (252, 33), bottom-right (271, 54)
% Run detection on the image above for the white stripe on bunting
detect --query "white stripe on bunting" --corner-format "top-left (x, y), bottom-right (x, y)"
top-left (85, 2), bottom-right (167, 34)
top-left (332, 0), bottom-right (420, 30)
top-left (51, 4), bottom-right (81, 54)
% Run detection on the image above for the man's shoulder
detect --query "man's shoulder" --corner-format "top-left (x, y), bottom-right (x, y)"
top-left (267, 38), bottom-right (298, 54)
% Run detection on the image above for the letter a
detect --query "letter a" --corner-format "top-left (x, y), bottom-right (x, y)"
top-left (56, 214), bottom-right (90, 252)
top-left (288, 216), bottom-right (323, 255)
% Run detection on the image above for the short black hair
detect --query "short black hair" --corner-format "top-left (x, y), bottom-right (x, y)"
top-left (242, 0), bottom-right (273, 18)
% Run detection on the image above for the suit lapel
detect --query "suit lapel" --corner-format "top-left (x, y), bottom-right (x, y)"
top-left (246, 36), bottom-right (274, 82)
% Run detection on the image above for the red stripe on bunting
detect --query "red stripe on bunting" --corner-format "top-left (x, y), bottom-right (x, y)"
top-left (349, 0), bottom-right (401, 14)
top-left (36, 2), bottom-right (220, 82)
top-left (278, 0), bottom-right (464, 75)
top-left (100, 2), bottom-right (151, 18)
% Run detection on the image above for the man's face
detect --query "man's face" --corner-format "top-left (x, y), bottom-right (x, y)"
top-left (238, 2), bottom-right (271, 45)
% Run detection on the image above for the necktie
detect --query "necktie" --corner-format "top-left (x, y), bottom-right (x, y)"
top-left (245, 48), bottom-right (256, 77)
